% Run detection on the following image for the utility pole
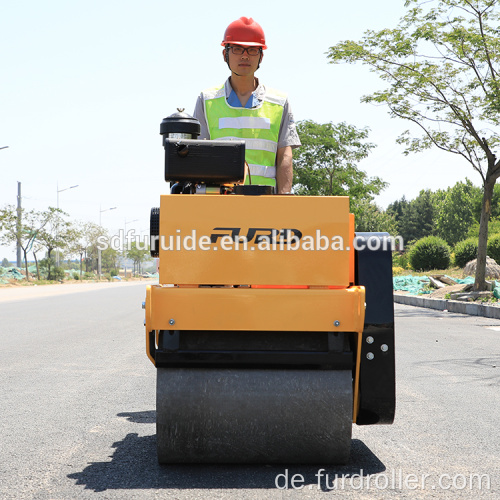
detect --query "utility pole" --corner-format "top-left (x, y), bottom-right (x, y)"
top-left (56, 183), bottom-right (79, 266)
top-left (2, 148), bottom-right (19, 266)
top-left (16, 182), bottom-right (22, 268)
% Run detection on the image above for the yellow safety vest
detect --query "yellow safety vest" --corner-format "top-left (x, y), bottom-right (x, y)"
top-left (203, 84), bottom-right (286, 187)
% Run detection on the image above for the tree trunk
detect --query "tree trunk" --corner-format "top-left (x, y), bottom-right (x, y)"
top-left (23, 248), bottom-right (30, 282)
top-left (474, 176), bottom-right (495, 291)
top-left (33, 251), bottom-right (40, 280)
top-left (47, 248), bottom-right (53, 280)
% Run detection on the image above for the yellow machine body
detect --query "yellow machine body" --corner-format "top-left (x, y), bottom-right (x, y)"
top-left (145, 194), bottom-right (366, 422)
top-left (158, 195), bottom-right (352, 286)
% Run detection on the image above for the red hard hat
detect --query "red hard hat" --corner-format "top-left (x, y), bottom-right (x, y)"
top-left (221, 17), bottom-right (267, 49)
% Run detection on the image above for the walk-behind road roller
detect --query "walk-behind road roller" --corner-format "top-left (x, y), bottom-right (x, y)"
top-left (143, 110), bottom-right (395, 464)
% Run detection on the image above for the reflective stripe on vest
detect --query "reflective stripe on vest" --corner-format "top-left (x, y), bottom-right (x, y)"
top-left (203, 84), bottom-right (285, 185)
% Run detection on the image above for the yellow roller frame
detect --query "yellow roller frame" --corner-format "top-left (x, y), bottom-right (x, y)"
top-left (145, 285), bottom-right (365, 422)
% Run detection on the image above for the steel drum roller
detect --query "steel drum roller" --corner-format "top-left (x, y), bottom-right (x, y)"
top-left (156, 368), bottom-right (353, 464)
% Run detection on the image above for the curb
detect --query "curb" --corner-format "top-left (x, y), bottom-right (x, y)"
top-left (394, 293), bottom-right (500, 319)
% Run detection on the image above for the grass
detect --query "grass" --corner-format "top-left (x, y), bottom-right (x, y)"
top-left (392, 266), bottom-right (469, 278)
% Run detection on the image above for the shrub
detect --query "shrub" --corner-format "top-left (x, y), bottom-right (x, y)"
top-left (392, 266), bottom-right (406, 276)
top-left (39, 259), bottom-right (65, 281)
top-left (454, 237), bottom-right (478, 268)
top-left (487, 234), bottom-right (500, 264)
top-left (398, 253), bottom-right (410, 269)
top-left (409, 236), bottom-right (451, 271)
top-left (51, 266), bottom-right (65, 281)
top-left (392, 252), bottom-right (399, 266)
top-left (72, 272), bottom-right (80, 280)
top-left (392, 252), bottom-right (410, 269)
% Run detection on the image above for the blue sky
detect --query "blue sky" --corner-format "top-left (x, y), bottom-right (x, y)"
top-left (0, 0), bottom-right (474, 259)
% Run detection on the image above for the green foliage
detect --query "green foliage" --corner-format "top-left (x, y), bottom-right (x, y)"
top-left (392, 190), bottom-right (436, 243)
top-left (101, 247), bottom-right (120, 273)
top-left (487, 234), bottom-right (500, 264)
top-left (327, 0), bottom-right (500, 161)
top-left (467, 217), bottom-right (500, 238)
top-left (386, 196), bottom-right (409, 225)
top-left (392, 252), bottom-right (399, 266)
top-left (409, 236), bottom-right (451, 271)
top-left (397, 252), bottom-right (410, 270)
top-left (1, 258), bottom-right (10, 267)
top-left (436, 180), bottom-right (479, 246)
top-left (0, 205), bottom-right (57, 281)
top-left (53, 267), bottom-right (65, 280)
top-left (72, 272), bottom-right (80, 280)
top-left (126, 241), bottom-right (151, 270)
top-left (453, 237), bottom-right (478, 268)
top-left (354, 199), bottom-right (397, 233)
top-left (33, 208), bottom-right (70, 262)
top-left (39, 258), bottom-right (65, 280)
top-left (392, 266), bottom-right (406, 276)
top-left (392, 252), bottom-right (410, 269)
top-left (292, 120), bottom-right (387, 211)
top-left (472, 184), bottom-right (500, 222)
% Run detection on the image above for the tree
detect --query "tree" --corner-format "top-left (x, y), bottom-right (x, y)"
top-left (64, 224), bottom-right (87, 279)
top-left (35, 208), bottom-right (70, 280)
top-left (387, 196), bottom-right (410, 227)
top-left (292, 120), bottom-right (387, 218)
top-left (328, 0), bottom-right (500, 290)
top-left (101, 247), bottom-right (120, 274)
top-left (392, 190), bottom-right (437, 243)
top-left (32, 242), bottom-right (44, 280)
top-left (1, 258), bottom-right (10, 267)
top-left (0, 205), bottom-right (52, 281)
top-left (436, 180), bottom-right (480, 245)
top-left (127, 241), bottom-right (150, 276)
top-left (76, 222), bottom-right (106, 274)
top-left (354, 199), bottom-right (398, 233)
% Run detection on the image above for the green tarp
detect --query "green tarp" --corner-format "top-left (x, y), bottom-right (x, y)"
top-left (393, 275), bottom-right (476, 295)
top-left (0, 266), bottom-right (26, 282)
top-left (393, 275), bottom-right (431, 295)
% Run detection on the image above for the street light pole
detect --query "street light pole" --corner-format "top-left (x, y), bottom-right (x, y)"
top-left (56, 183), bottom-right (79, 267)
top-left (16, 181), bottom-right (22, 268)
top-left (2, 148), bottom-right (20, 266)
top-left (98, 205), bottom-right (117, 279)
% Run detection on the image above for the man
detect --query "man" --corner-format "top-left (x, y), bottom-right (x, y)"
top-left (193, 17), bottom-right (301, 194)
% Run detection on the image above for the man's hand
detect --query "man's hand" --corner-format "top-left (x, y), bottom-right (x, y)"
top-left (276, 146), bottom-right (293, 194)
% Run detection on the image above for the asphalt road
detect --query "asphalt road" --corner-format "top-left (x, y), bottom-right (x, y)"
top-left (0, 283), bottom-right (499, 499)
